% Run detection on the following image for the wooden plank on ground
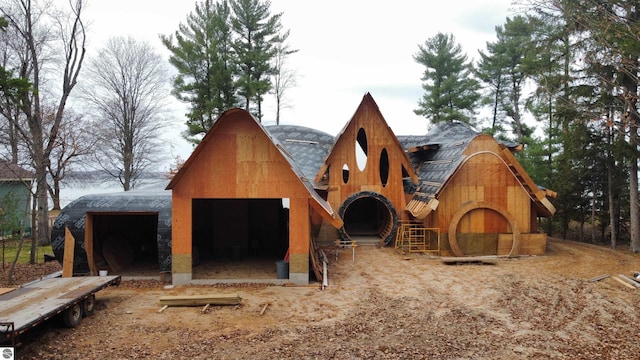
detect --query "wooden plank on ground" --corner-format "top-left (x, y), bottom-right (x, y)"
top-left (0, 288), bottom-right (16, 296)
top-left (442, 256), bottom-right (498, 265)
top-left (612, 276), bottom-right (636, 289)
top-left (588, 274), bottom-right (609, 282)
top-left (159, 294), bottom-right (242, 307)
top-left (62, 226), bottom-right (75, 277)
top-left (618, 274), bottom-right (640, 288)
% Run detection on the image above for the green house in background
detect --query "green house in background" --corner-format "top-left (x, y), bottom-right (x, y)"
top-left (0, 160), bottom-right (35, 236)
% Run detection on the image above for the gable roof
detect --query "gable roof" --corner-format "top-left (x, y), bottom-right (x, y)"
top-left (314, 92), bottom-right (419, 184)
top-left (166, 108), bottom-right (342, 228)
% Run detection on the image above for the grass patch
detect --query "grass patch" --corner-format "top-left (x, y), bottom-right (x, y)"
top-left (0, 238), bottom-right (53, 265)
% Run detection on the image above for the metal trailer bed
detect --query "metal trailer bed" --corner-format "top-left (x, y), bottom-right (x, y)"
top-left (0, 274), bottom-right (121, 346)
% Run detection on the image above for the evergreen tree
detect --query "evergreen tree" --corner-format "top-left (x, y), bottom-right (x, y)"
top-left (161, 0), bottom-right (239, 143)
top-left (496, 16), bottom-right (532, 143)
top-left (562, 0), bottom-right (640, 252)
top-left (414, 32), bottom-right (480, 126)
top-left (163, 0), bottom-right (289, 137)
top-left (0, 17), bottom-right (30, 113)
top-left (230, 0), bottom-right (284, 122)
top-left (476, 36), bottom-right (507, 135)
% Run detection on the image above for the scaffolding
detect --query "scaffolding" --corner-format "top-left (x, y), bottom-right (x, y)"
top-left (394, 221), bottom-right (440, 255)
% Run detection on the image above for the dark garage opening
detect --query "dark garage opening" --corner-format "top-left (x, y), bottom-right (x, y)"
top-left (191, 198), bottom-right (289, 279)
top-left (91, 213), bottom-right (159, 276)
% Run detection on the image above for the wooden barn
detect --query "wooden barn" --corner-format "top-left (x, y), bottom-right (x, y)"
top-left (313, 93), bottom-right (555, 256)
top-left (398, 122), bottom-right (556, 257)
top-left (166, 108), bottom-right (343, 285)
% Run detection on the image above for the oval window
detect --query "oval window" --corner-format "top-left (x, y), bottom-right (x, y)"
top-left (356, 128), bottom-right (368, 171)
top-left (342, 163), bottom-right (349, 184)
top-left (379, 148), bottom-right (389, 187)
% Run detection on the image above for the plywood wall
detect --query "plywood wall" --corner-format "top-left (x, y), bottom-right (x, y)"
top-left (420, 134), bottom-right (548, 256)
top-left (322, 95), bottom-right (416, 221)
top-left (169, 110), bottom-right (325, 283)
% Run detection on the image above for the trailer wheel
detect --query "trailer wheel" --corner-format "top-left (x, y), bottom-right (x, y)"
top-left (82, 294), bottom-right (96, 316)
top-left (62, 303), bottom-right (82, 328)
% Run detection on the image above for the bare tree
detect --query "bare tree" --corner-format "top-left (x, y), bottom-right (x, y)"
top-left (83, 36), bottom-right (169, 191)
top-left (46, 108), bottom-right (95, 210)
top-left (1, 0), bottom-right (87, 245)
top-left (271, 38), bottom-right (298, 125)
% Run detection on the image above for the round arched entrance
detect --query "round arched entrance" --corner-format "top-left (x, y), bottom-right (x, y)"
top-left (448, 201), bottom-right (521, 257)
top-left (338, 191), bottom-right (397, 245)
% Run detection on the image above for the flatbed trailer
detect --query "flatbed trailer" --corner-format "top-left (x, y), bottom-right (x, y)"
top-left (0, 274), bottom-right (121, 346)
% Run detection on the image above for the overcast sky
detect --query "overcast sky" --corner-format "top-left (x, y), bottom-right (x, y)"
top-left (80, 0), bottom-right (515, 163)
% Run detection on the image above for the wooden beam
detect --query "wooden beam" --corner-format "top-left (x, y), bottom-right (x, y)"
top-left (613, 276), bottom-right (636, 289)
top-left (62, 226), bottom-right (75, 278)
top-left (588, 274), bottom-right (609, 282)
top-left (259, 303), bottom-right (269, 315)
top-left (618, 274), bottom-right (640, 288)
top-left (201, 303), bottom-right (211, 313)
top-left (159, 294), bottom-right (242, 307)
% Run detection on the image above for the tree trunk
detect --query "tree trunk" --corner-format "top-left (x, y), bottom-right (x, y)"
top-left (591, 183), bottom-right (596, 243)
top-left (607, 124), bottom-right (617, 249)
top-left (29, 194), bottom-right (37, 264)
top-left (35, 157), bottom-right (50, 246)
top-left (630, 122), bottom-right (639, 252)
top-left (578, 214), bottom-right (584, 242)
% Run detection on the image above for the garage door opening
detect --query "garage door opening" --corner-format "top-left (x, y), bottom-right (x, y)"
top-left (88, 213), bottom-right (159, 276)
top-left (338, 192), bottom-right (397, 246)
top-left (191, 198), bottom-right (289, 279)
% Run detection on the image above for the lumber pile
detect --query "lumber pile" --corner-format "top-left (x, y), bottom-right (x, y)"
top-left (594, 272), bottom-right (640, 289)
top-left (615, 274), bottom-right (640, 289)
top-left (159, 293), bottom-right (242, 307)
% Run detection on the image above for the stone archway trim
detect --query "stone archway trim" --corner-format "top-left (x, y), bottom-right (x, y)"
top-left (447, 201), bottom-right (521, 258)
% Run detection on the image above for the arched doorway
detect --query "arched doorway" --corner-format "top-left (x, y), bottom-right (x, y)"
top-left (338, 191), bottom-right (397, 245)
top-left (447, 201), bottom-right (521, 257)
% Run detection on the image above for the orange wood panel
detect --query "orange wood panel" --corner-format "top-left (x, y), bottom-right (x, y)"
top-left (289, 197), bottom-right (310, 255)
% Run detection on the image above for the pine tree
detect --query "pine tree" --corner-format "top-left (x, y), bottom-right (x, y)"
top-left (230, 0), bottom-right (283, 122)
top-left (161, 0), bottom-right (239, 142)
top-left (414, 32), bottom-right (480, 126)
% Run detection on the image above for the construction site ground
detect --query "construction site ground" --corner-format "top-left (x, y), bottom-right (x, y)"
top-left (9, 237), bottom-right (640, 359)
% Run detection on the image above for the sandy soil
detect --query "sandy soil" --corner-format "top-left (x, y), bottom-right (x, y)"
top-left (11, 238), bottom-right (640, 359)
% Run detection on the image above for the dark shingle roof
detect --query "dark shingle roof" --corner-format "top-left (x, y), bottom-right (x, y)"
top-left (265, 122), bottom-right (482, 199)
top-left (265, 125), bottom-right (335, 181)
top-left (398, 122), bottom-right (479, 199)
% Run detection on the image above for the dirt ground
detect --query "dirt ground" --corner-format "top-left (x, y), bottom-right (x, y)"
top-left (9, 237), bottom-right (640, 359)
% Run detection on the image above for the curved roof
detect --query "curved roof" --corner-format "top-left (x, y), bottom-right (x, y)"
top-left (264, 125), bottom-right (335, 181)
top-left (398, 121), bottom-right (479, 200)
top-left (51, 190), bottom-right (173, 274)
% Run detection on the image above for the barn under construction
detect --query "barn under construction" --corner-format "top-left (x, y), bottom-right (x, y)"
top-left (52, 93), bottom-right (556, 284)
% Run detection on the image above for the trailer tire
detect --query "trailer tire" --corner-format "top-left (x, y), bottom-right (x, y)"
top-left (82, 294), bottom-right (96, 316)
top-left (62, 303), bottom-right (82, 328)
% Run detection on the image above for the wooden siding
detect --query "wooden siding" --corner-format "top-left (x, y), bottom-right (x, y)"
top-left (169, 109), bottom-right (333, 283)
top-left (427, 134), bottom-right (545, 256)
top-left (321, 94), bottom-right (417, 224)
